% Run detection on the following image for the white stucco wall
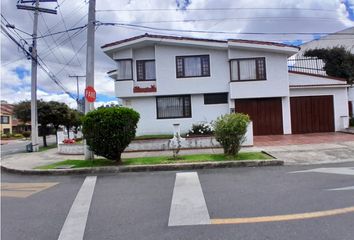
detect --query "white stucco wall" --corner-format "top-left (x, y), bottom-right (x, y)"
top-left (290, 87), bottom-right (349, 131)
top-left (154, 45), bottom-right (230, 95)
top-left (126, 94), bottom-right (229, 135)
top-left (228, 49), bottom-right (289, 99)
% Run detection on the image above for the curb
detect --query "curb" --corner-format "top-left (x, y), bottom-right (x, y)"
top-left (0, 159), bottom-right (284, 175)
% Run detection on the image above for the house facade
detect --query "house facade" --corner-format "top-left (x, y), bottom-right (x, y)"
top-left (102, 34), bottom-right (349, 136)
top-left (291, 26), bottom-right (354, 117)
top-left (0, 102), bottom-right (13, 135)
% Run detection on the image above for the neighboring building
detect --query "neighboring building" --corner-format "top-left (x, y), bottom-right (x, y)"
top-left (0, 101), bottom-right (30, 135)
top-left (0, 102), bottom-right (13, 135)
top-left (102, 34), bottom-right (349, 136)
top-left (291, 26), bottom-right (354, 116)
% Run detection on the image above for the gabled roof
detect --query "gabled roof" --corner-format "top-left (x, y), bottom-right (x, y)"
top-left (0, 103), bottom-right (14, 115)
top-left (101, 33), bottom-right (226, 49)
top-left (101, 33), bottom-right (299, 53)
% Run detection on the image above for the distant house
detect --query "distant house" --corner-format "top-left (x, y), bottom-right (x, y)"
top-left (102, 34), bottom-right (349, 136)
top-left (1, 102), bottom-right (13, 135)
top-left (0, 101), bottom-right (30, 135)
top-left (291, 26), bottom-right (354, 117)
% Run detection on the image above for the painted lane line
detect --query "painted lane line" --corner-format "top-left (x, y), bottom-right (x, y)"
top-left (212, 206), bottom-right (354, 225)
top-left (327, 186), bottom-right (354, 191)
top-left (168, 172), bottom-right (211, 226)
top-left (290, 167), bottom-right (354, 176)
top-left (58, 176), bottom-right (97, 240)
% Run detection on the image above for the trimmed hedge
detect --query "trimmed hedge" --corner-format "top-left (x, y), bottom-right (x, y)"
top-left (82, 107), bottom-right (140, 162)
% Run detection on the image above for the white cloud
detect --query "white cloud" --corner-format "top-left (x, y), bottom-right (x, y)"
top-left (1, 0), bottom-right (353, 108)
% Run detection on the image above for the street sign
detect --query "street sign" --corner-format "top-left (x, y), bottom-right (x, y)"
top-left (85, 86), bottom-right (96, 103)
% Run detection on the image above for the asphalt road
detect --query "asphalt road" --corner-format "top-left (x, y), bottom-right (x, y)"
top-left (1, 135), bottom-right (56, 156)
top-left (1, 162), bottom-right (354, 240)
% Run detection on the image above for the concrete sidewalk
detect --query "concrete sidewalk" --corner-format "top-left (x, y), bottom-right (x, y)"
top-left (1, 140), bottom-right (354, 173)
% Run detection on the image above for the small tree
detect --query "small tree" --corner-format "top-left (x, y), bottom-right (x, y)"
top-left (213, 113), bottom-right (250, 156)
top-left (63, 109), bottom-right (82, 139)
top-left (82, 107), bottom-right (140, 163)
top-left (304, 47), bottom-right (354, 85)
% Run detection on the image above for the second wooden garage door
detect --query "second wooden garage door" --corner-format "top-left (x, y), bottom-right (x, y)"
top-left (290, 95), bottom-right (334, 134)
top-left (235, 98), bottom-right (283, 136)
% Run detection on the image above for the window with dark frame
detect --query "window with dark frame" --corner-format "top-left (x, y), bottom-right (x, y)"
top-left (1, 116), bottom-right (10, 124)
top-left (230, 58), bottom-right (266, 81)
top-left (137, 60), bottom-right (156, 81)
top-left (156, 95), bottom-right (191, 119)
top-left (204, 93), bottom-right (228, 104)
top-left (116, 59), bottom-right (133, 80)
top-left (176, 55), bottom-right (210, 78)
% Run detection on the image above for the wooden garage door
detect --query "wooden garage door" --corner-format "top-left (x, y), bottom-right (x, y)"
top-left (290, 96), bottom-right (334, 134)
top-left (235, 98), bottom-right (283, 136)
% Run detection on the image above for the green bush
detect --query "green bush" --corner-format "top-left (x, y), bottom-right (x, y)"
top-left (22, 131), bottom-right (31, 138)
top-left (188, 122), bottom-right (214, 136)
top-left (13, 133), bottom-right (24, 138)
top-left (213, 113), bottom-right (250, 156)
top-left (82, 107), bottom-right (140, 162)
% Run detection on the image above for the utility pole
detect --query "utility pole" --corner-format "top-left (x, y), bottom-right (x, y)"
top-left (69, 75), bottom-right (85, 111)
top-left (16, 0), bottom-right (57, 152)
top-left (84, 0), bottom-right (96, 160)
top-left (30, 0), bottom-right (39, 152)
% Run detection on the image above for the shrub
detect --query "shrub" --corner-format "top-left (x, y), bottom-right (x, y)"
top-left (13, 133), bottom-right (24, 138)
top-left (213, 113), bottom-right (250, 156)
top-left (188, 122), bottom-right (214, 136)
top-left (82, 107), bottom-right (140, 162)
top-left (22, 131), bottom-right (31, 138)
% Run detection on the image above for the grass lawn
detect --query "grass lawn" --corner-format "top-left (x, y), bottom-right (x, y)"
top-left (35, 152), bottom-right (272, 169)
top-left (38, 144), bottom-right (57, 152)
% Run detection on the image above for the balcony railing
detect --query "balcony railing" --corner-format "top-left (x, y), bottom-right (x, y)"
top-left (288, 57), bottom-right (327, 76)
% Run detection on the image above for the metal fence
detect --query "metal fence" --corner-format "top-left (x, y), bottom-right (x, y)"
top-left (287, 57), bottom-right (327, 76)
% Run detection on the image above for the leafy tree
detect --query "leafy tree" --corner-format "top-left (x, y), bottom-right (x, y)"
top-left (13, 100), bottom-right (72, 147)
top-left (46, 101), bottom-right (70, 143)
top-left (13, 100), bottom-right (31, 124)
top-left (82, 106), bottom-right (140, 162)
top-left (213, 113), bottom-right (250, 156)
top-left (64, 109), bottom-right (83, 138)
top-left (304, 47), bottom-right (354, 85)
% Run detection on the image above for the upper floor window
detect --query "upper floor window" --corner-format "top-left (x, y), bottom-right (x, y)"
top-left (230, 58), bottom-right (266, 81)
top-left (156, 95), bottom-right (191, 119)
top-left (1, 116), bottom-right (9, 124)
top-left (137, 60), bottom-right (156, 81)
top-left (116, 59), bottom-right (133, 80)
top-left (176, 55), bottom-right (210, 78)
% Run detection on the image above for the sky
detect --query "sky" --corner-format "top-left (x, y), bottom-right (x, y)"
top-left (1, 0), bottom-right (353, 109)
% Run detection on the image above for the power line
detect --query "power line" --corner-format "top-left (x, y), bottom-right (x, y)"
top-left (98, 22), bottom-right (354, 36)
top-left (96, 7), bottom-right (337, 12)
top-left (57, 2), bottom-right (84, 70)
top-left (1, 23), bottom-right (76, 100)
top-left (109, 16), bottom-right (343, 25)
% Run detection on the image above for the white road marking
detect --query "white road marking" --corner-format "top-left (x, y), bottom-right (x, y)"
top-left (58, 176), bottom-right (97, 240)
top-left (327, 186), bottom-right (354, 191)
top-left (168, 172), bottom-right (211, 226)
top-left (290, 167), bottom-right (354, 176)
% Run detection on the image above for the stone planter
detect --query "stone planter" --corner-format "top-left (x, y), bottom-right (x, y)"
top-left (58, 143), bottom-right (84, 155)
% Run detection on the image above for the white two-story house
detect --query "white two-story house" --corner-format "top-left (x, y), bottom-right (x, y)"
top-left (102, 34), bottom-right (349, 136)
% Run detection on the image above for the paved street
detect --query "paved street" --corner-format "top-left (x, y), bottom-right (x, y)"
top-left (0, 135), bottom-right (56, 157)
top-left (2, 162), bottom-right (354, 240)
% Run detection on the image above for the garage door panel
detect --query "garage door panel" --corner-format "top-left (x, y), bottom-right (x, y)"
top-left (235, 98), bottom-right (283, 136)
top-left (290, 95), bottom-right (334, 134)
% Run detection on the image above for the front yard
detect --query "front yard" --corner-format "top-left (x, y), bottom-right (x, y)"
top-left (36, 152), bottom-right (272, 169)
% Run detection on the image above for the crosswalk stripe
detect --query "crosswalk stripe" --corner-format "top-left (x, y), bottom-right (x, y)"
top-left (168, 172), bottom-right (211, 226)
top-left (290, 167), bottom-right (354, 176)
top-left (58, 176), bottom-right (97, 240)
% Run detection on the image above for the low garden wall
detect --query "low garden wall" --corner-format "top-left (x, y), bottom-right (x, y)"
top-left (57, 143), bottom-right (84, 155)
